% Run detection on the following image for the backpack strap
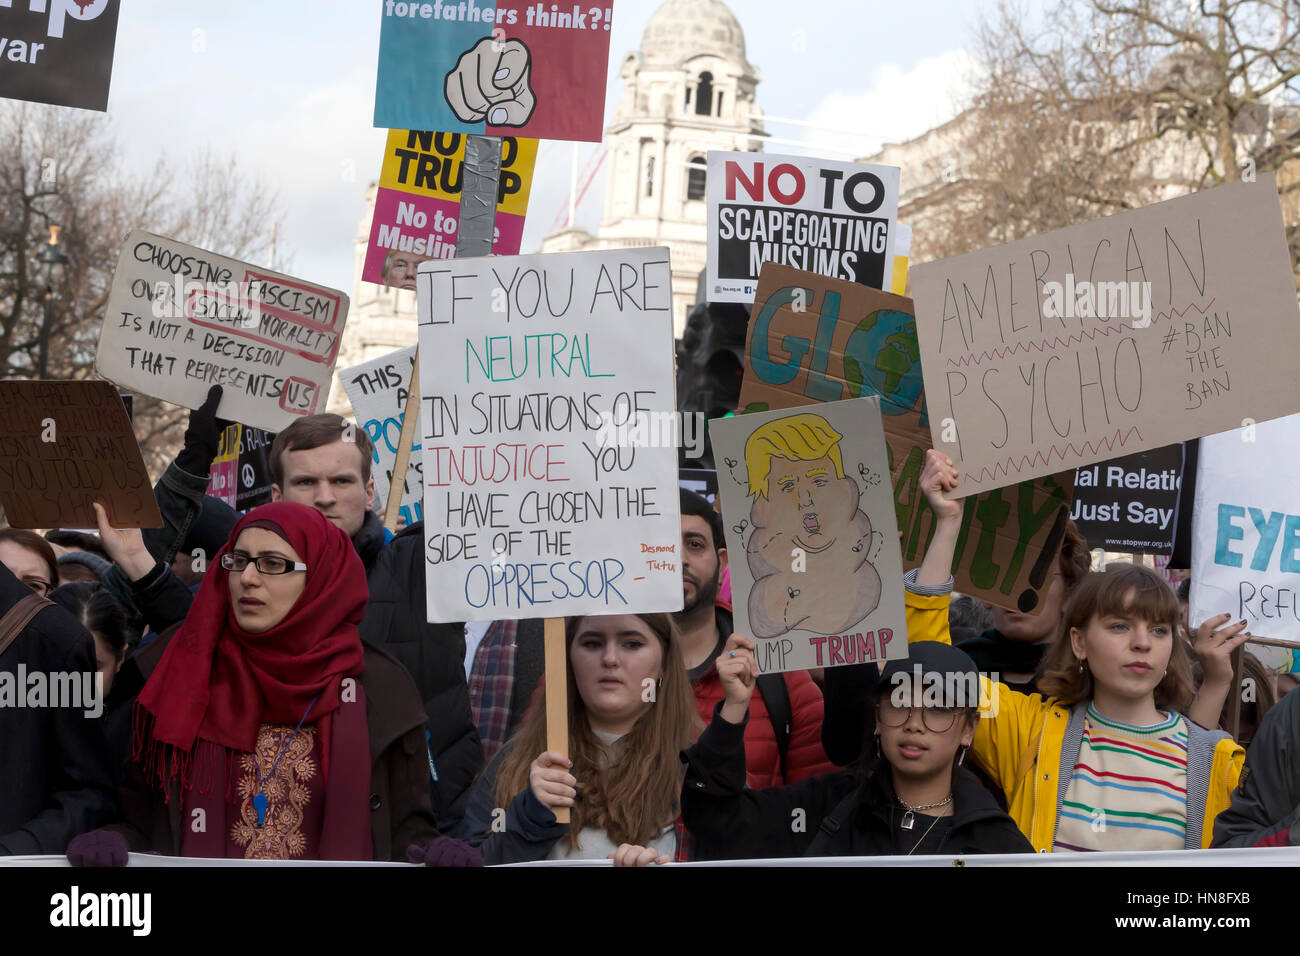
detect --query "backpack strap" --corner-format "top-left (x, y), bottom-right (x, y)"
top-left (755, 673), bottom-right (792, 781)
top-left (0, 592), bottom-right (52, 660)
top-left (806, 787), bottom-right (862, 857)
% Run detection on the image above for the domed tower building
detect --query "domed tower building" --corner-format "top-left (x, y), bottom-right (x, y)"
top-left (541, 0), bottom-right (765, 336)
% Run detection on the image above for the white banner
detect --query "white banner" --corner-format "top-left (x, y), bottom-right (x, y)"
top-left (6, 845), bottom-right (1297, 867)
top-left (415, 248), bottom-right (684, 623)
top-left (339, 345), bottom-right (422, 527)
top-left (1191, 412), bottom-right (1300, 652)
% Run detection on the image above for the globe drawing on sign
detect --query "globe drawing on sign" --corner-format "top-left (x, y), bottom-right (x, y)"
top-left (843, 309), bottom-right (925, 422)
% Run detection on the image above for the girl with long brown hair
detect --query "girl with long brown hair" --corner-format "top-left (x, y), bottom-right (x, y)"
top-left (461, 612), bottom-right (700, 864)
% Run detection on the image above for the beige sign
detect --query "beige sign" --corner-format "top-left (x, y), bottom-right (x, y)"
top-left (911, 174), bottom-right (1300, 497)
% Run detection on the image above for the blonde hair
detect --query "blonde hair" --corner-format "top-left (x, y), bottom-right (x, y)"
top-left (744, 413), bottom-right (845, 499)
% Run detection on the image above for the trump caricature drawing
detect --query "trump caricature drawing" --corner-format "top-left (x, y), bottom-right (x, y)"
top-left (744, 412), bottom-right (882, 640)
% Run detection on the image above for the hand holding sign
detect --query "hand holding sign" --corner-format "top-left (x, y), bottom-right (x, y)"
top-left (445, 37), bottom-right (536, 127)
top-left (92, 501), bottom-right (154, 582)
top-left (528, 750), bottom-right (577, 811)
top-left (1192, 613), bottom-right (1252, 686)
top-left (919, 449), bottom-right (962, 522)
top-left (717, 633), bottom-right (759, 723)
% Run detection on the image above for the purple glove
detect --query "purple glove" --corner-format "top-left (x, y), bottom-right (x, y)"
top-left (406, 837), bottom-right (484, 868)
top-left (67, 829), bottom-right (129, 867)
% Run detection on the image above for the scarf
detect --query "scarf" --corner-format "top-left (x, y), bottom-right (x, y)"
top-left (132, 501), bottom-right (373, 858)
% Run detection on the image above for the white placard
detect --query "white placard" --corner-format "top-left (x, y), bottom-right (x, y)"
top-left (339, 345), bottom-right (422, 527)
top-left (96, 230), bottom-right (349, 433)
top-left (706, 150), bottom-right (900, 303)
top-left (1191, 412), bottom-right (1300, 651)
top-left (416, 248), bottom-right (684, 623)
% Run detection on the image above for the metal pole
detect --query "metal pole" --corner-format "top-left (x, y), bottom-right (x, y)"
top-left (38, 282), bottom-right (52, 379)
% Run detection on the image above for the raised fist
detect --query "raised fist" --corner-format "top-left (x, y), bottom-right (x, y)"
top-left (445, 36), bottom-right (536, 127)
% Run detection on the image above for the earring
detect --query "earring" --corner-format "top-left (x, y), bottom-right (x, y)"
top-left (873, 733), bottom-right (882, 760)
top-left (1078, 659), bottom-right (1087, 673)
top-left (956, 745), bottom-right (968, 767)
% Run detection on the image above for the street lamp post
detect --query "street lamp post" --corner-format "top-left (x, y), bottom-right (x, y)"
top-left (36, 224), bottom-right (70, 380)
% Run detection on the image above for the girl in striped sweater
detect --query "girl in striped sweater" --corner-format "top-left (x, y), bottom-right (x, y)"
top-left (916, 452), bottom-right (1245, 851)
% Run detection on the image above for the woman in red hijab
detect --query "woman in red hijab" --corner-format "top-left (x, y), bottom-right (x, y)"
top-left (70, 500), bottom-right (477, 865)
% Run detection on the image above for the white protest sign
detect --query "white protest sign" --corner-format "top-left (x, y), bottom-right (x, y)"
top-left (416, 247), bottom-right (684, 623)
top-left (1191, 413), bottom-right (1300, 652)
top-left (706, 150), bottom-right (900, 303)
top-left (709, 395), bottom-right (908, 674)
top-left (96, 231), bottom-right (350, 433)
top-left (339, 345), bottom-right (422, 528)
top-left (910, 174), bottom-right (1300, 497)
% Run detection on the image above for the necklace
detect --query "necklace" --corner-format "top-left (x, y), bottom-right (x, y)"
top-left (250, 694), bottom-right (320, 827)
top-left (897, 793), bottom-right (953, 830)
top-left (893, 807), bottom-right (947, 856)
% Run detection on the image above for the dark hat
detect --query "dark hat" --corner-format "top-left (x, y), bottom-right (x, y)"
top-left (878, 641), bottom-right (982, 709)
top-left (56, 549), bottom-right (112, 580)
top-left (178, 495), bottom-right (240, 560)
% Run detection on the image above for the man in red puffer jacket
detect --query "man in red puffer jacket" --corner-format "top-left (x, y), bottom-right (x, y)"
top-left (677, 490), bottom-right (837, 794)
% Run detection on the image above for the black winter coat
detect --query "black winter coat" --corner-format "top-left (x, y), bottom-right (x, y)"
top-left (0, 565), bottom-right (117, 854)
top-left (361, 521), bottom-right (483, 834)
top-left (1214, 686), bottom-right (1300, 847)
top-left (683, 703), bottom-right (1032, 859)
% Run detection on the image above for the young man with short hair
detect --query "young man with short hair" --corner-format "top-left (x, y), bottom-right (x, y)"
top-left (269, 413), bottom-right (389, 574)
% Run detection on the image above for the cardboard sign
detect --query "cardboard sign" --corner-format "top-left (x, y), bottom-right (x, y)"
top-left (373, 1), bottom-right (613, 143)
top-left (416, 247), bottom-right (683, 622)
top-left (1070, 443), bottom-right (1185, 555)
top-left (96, 231), bottom-right (350, 434)
top-left (1191, 413), bottom-right (1300, 648)
top-left (339, 345), bottom-right (423, 527)
top-left (707, 150), bottom-right (900, 303)
top-left (739, 264), bottom-right (1074, 614)
top-left (363, 131), bottom-right (537, 290)
top-left (911, 174), bottom-right (1300, 497)
top-left (0, 380), bottom-right (161, 529)
top-left (0, 0), bottom-right (120, 112)
top-left (709, 397), bottom-right (907, 674)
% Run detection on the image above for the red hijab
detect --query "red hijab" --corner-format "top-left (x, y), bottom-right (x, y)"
top-left (134, 501), bottom-right (368, 784)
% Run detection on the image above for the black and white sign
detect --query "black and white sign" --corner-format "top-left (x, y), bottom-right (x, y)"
top-left (706, 150), bottom-right (899, 303)
top-left (1070, 444), bottom-right (1185, 554)
top-left (0, 0), bottom-right (120, 112)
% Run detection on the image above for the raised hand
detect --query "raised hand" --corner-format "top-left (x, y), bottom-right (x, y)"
top-left (717, 632), bottom-right (759, 723)
top-left (92, 501), bottom-right (155, 582)
top-left (919, 449), bottom-right (961, 523)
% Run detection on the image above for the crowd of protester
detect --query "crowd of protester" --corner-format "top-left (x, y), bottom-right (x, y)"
top-left (4, 385), bottom-right (1300, 865)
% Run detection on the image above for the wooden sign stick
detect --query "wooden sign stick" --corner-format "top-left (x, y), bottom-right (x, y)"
top-left (544, 616), bottom-right (570, 824)
top-left (383, 353), bottom-right (420, 533)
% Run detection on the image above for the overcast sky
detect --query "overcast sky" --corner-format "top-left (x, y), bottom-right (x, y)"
top-left (99, 0), bottom-right (1023, 295)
